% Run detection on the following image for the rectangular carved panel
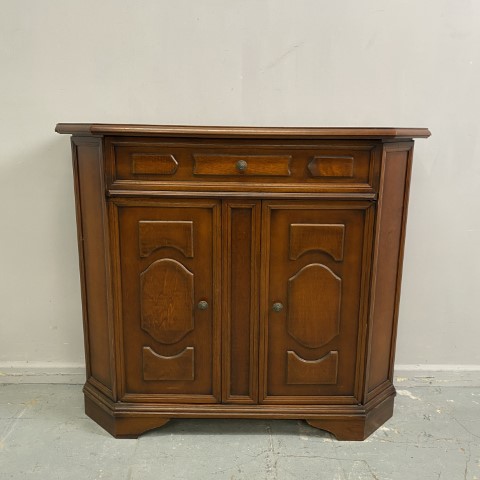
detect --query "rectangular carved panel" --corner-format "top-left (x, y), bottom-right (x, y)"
top-left (222, 202), bottom-right (260, 403)
top-left (194, 154), bottom-right (291, 176)
top-left (308, 156), bottom-right (355, 177)
top-left (132, 154), bottom-right (178, 175)
top-left (289, 224), bottom-right (345, 261)
top-left (143, 346), bottom-right (194, 381)
top-left (139, 221), bottom-right (193, 258)
top-left (287, 351), bottom-right (338, 385)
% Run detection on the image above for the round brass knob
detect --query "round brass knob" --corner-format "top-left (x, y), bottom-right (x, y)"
top-left (197, 300), bottom-right (209, 310)
top-left (272, 302), bottom-right (284, 312)
top-left (235, 160), bottom-right (248, 172)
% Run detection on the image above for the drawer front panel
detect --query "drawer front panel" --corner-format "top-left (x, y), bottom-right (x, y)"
top-left (108, 139), bottom-right (378, 191)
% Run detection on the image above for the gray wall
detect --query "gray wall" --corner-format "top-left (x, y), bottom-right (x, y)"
top-left (1, 0), bottom-right (479, 370)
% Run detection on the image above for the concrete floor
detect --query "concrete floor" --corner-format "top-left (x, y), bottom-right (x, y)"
top-left (1, 382), bottom-right (479, 479)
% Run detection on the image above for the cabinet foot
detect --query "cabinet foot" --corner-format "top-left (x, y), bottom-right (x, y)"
top-left (85, 395), bottom-right (170, 438)
top-left (306, 394), bottom-right (394, 441)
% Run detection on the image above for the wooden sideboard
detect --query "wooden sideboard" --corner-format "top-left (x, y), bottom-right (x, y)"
top-left (56, 124), bottom-right (430, 440)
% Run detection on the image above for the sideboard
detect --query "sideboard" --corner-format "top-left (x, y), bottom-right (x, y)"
top-left (56, 124), bottom-right (430, 440)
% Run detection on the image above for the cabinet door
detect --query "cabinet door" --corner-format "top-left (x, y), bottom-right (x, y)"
top-left (116, 200), bottom-right (221, 402)
top-left (260, 201), bottom-right (372, 403)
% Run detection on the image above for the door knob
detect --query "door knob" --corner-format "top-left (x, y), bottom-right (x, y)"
top-left (272, 302), bottom-right (284, 312)
top-left (197, 300), bottom-right (209, 310)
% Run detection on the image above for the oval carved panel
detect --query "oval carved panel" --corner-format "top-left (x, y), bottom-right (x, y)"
top-left (140, 259), bottom-right (194, 344)
top-left (287, 263), bottom-right (341, 349)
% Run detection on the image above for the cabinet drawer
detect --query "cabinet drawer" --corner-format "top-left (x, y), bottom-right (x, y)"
top-left (108, 139), bottom-right (378, 192)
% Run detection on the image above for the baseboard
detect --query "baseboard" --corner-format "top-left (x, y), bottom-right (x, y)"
top-left (394, 365), bottom-right (480, 387)
top-left (0, 362), bottom-right (86, 384)
top-left (0, 362), bottom-right (479, 386)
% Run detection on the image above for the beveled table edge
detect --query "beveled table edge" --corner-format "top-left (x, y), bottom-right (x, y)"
top-left (55, 123), bottom-right (431, 139)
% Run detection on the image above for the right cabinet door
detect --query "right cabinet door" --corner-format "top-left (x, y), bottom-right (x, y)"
top-left (260, 201), bottom-right (373, 403)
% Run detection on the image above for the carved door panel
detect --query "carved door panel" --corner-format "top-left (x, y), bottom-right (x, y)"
top-left (260, 201), bottom-right (372, 403)
top-left (117, 200), bottom-right (220, 402)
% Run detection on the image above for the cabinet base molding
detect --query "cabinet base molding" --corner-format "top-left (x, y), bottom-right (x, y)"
top-left (84, 382), bottom-right (395, 441)
top-left (306, 394), bottom-right (394, 441)
top-left (84, 395), bottom-right (170, 439)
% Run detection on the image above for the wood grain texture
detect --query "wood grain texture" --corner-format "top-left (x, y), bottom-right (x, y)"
top-left (117, 200), bottom-right (221, 401)
top-left (222, 201), bottom-right (260, 403)
top-left (287, 264), bottom-right (341, 349)
top-left (308, 156), bottom-right (355, 177)
top-left (72, 137), bottom-right (114, 396)
top-left (143, 346), bottom-right (194, 381)
top-left (139, 220), bottom-right (193, 258)
top-left (287, 351), bottom-right (338, 385)
top-left (260, 201), bottom-right (369, 403)
top-left (140, 259), bottom-right (194, 345)
top-left (109, 140), bottom-right (376, 192)
top-left (365, 143), bottom-right (413, 401)
top-left (289, 223), bottom-right (345, 261)
top-left (132, 154), bottom-right (178, 175)
top-left (58, 124), bottom-right (428, 440)
top-left (56, 123), bottom-right (431, 139)
top-left (194, 154), bottom-right (291, 176)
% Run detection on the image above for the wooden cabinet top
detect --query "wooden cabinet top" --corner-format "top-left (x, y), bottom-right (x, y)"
top-left (55, 123), bottom-right (431, 140)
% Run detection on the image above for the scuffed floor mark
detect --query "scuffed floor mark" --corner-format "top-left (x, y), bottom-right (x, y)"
top-left (397, 389), bottom-right (421, 400)
top-left (264, 424), bottom-right (278, 480)
top-left (0, 398), bottom-right (37, 448)
top-left (453, 417), bottom-right (480, 440)
top-left (396, 377), bottom-right (408, 383)
top-left (378, 425), bottom-right (399, 435)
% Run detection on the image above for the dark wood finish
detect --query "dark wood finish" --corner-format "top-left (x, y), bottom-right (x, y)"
top-left (108, 139), bottom-right (378, 193)
top-left (194, 154), bottom-right (291, 176)
top-left (132, 154), bottom-right (178, 175)
top-left (307, 155), bottom-right (355, 178)
top-left (58, 123), bottom-right (429, 440)
top-left (306, 392), bottom-right (395, 441)
top-left (222, 201), bottom-right (261, 404)
top-left (71, 137), bottom-right (115, 398)
top-left (260, 202), bottom-right (370, 403)
top-left (365, 143), bottom-right (415, 402)
top-left (117, 200), bottom-right (221, 402)
top-left (56, 123), bottom-right (431, 139)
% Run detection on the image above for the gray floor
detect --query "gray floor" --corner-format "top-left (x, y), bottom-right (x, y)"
top-left (1, 382), bottom-right (479, 479)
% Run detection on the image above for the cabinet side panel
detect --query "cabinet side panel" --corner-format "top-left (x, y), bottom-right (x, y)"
top-left (73, 137), bottom-right (113, 392)
top-left (367, 144), bottom-right (412, 397)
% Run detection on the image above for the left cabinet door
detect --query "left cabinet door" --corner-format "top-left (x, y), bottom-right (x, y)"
top-left (115, 199), bottom-right (221, 402)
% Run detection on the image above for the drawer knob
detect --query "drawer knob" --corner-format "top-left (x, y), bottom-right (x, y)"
top-left (235, 160), bottom-right (248, 172)
top-left (197, 300), bottom-right (209, 310)
top-left (272, 302), bottom-right (284, 312)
